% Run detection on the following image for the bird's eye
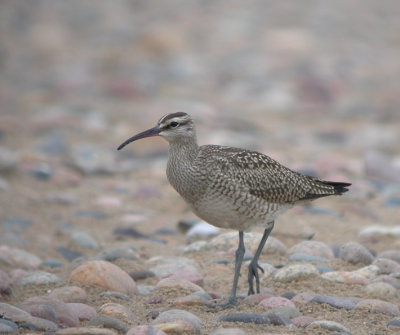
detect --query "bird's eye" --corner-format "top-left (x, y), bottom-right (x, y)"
top-left (170, 121), bottom-right (179, 128)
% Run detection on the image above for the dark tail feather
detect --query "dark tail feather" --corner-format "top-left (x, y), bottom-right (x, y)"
top-left (321, 181), bottom-right (351, 195)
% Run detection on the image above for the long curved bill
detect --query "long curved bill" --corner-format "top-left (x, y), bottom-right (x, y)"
top-left (117, 126), bottom-right (161, 150)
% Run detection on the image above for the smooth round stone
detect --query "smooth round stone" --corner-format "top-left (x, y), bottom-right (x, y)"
top-left (41, 259), bottom-right (64, 268)
top-left (274, 264), bottom-right (319, 282)
top-left (0, 319), bottom-right (18, 333)
top-left (244, 293), bottom-right (275, 305)
top-left (264, 306), bottom-right (300, 319)
top-left (378, 250), bottom-right (400, 263)
top-left (316, 266), bottom-right (334, 273)
top-left (96, 247), bottom-right (138, 262)
top-left (355, 299), bottom-right (400, 316)
top-left (69, 260), bottom-right (138, 296)
top-left (0, 146), bottom-right (18, 172)
top-left (365, 282), bottom-right (398, 300)
top-left (99, 291), bottom-right (130, 301)
top-left (186, 221), bottom-right (220, 239)
top-left (259, 296), bottom-right (295, 310)
top-left (88, 314), bottom-right (128, 333)
top-left (388, 318), bottom-right (400, 328)
top-left (67, 303), bottom-right (96, 321)
top-left (126, 325), bottom-right (167, 335)
top-left (148, 257), bottom-right (199, 277)
top-left (137, 285), bottom-right (156, 295)
top-left (3, 217), bottom-right (32, 232)
top-left (0, 269), bottom-right (12, 295)
top-left (311, 295), bottom-right (356, 310)
top-left (338, 242), bottom-right (374, 265)
top-left (95, 196), bottom-right (122, 209)
top-left (70, 144), bottom-right (116, 175)
top-left (288, 241), bottom-right (334, 260)
top-left (168, 269), bottom-right (204, 286)
top-left (292, 292), bottom-right (317, 305)
top-left (209, 328), bottom-right (246, 335)
top-left (16, 271), bottom-right (65, 286)
top-left (321, 271), bottom-right (368, 285)
top-left (373, 258), bottom-right (400, 275)
top-left (0, 302), bottom-right (58, 331)
top-left (309, 320), bottom-right (350, 333)
top-left (21, 296), bottom-right (79, 327)
top-left (173, 292), bottom-right (213, 306)
top-left (55, 327), bottom-right (118, 334)
top-left (289, 253), bottom-right (328, 263)
top-left (292, 316), bottom-right (315, 328)
top-left (98, 303), bottom-right (135, 324)
top-left (49, 286), bottom-right (87, 303)
top-left (151, 309), bottom-right (201, 335)
top-left (0, 246), bottom-right (42, 268)
top-left (354, 265), bottom-right (380, 279)
top-left (57, 247), bottom-right (85, 262)
top-left (208, 232), bottom-right (287, 255)
top-left (71, 231), bottom-right (99, 250)
top-left (217, 313), bottom-right (270, 324)
top-left (371, 275), bottom-right (400, 289)
top-left (183, 241), bottom-right (208, 253)
top-left (129, 270), bottom-right (155, 281)
top-left (156, 278), bottom-right (204, 293)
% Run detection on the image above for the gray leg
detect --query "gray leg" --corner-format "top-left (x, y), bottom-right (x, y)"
top-left (248, 222), bottom-right (274, 295)
top-left (229, 230), bottom-right (245, 304)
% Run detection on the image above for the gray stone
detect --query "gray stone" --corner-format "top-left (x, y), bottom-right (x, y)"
top-left (0, 319), bottom-right (18, 332)
top-left (289, 253), bottom-right (328, 263)
top-left (274, 263), bottom-right (319, 282)
top-left (0, 146), bottom-right (18, 172)
top-left (218, 313), bottom-right (271, 324)
top-left (288, 240), bottom-right (334, 259)
top-left (210, 328), bottom-right (246, 335)
top-left (71, 231), bottom-right (99, 249)
top-left (388, 317), bottom-right (400, 328)
top-left (338, 242), bottom-right (374, 265)
top-left (264, 306), bottom-right (301, 319)
top-left (311, 295), bottom-right (356, 310)
top-left (149, 257), bottom-right (199, 277)
top-left (96, 247), bottom-right (138, 262)
top-left (88, 314), bottom-right (128, 333)
top-left (309, 320), bottom-right (351, 333)
top-left (151, 309), bottom-right (201, 334)
top-left (16, 271), bottom-right (64, 286)
top-left (186, 221), bottom-right (220, 239)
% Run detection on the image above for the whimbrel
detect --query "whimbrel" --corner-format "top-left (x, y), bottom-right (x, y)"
top-left (118, 112), bottom-right (351, 307)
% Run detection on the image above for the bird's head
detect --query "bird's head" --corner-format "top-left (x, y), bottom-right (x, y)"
top-left (117, 112), bottom-right (195, 150)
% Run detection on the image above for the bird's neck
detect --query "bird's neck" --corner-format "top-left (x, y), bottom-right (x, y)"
top-left (168, 136), bottom-right (199, 163)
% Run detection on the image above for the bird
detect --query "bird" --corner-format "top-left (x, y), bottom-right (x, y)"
top-left (118, 112), bottom-right (351, 307)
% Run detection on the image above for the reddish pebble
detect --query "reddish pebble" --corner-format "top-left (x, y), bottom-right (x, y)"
top-left (259, 296), bottom-right (295, 310)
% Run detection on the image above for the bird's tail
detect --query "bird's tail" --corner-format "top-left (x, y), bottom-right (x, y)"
top-left (300, 179), bottom-right (351, 201)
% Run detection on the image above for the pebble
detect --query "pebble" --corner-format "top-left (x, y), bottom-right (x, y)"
top-left (173, 292), bottom-right (213, 307)
top-left (388, 318), bottom-right (400, 328)
top-left (264, 306), bottom-right (301, 319)
top-left (309, 320), bottom-right (351, 333)
top-left (137, 285), bottom-right (156, 295)
top-left (2, 217), bottom-right (32, 232)
top-left (0, 269), bottom-right (12, 295)
top-left (266, 313), bottom-right (294, 328)
top-left (0, 245), bottom-right (42, 268)
top-left (148, 257), bottom-right (199, 277)
top-left (355, 299), bottom-right (400, 316)
top-left (359, 225), bottom-right (400, 238)
top-left (371, 275), bottom-right (400, 289)
top-left (71, 231), bottom-right (100, 249)
top-left (168, 269), bottom-right (204, 286)
top-left (244, 292), bottom-right (275, 305)
top-left (292, 292), bottom-right (317, 305)
top-left (57, 247), bottom-right (85, 262)
top-left (67, 303), bottom-right (97, 321)
top-left (15, 271), bottom-right (65, 286)
top-left (321, 265), bottom-right (379, 285)
top-left (49, 286), bottom-right (87, 303)
top-left (156, 278), bottom-right (204, 293)
top-left (70, 143), bottom-right (117, 175)
top-left (186, 221), bottom-right (220, 239)
top-left (98, 303), bottom-right (135, 324)
top-left (183, 241), bottom-right (208, 253)
top-left (126, 325), bottom-right (167, 335)
top-left (0, 146), bottom-right (18, 172)
top-left (292, 316), bottom-right (315, 328)
top-left (338, 241), bottom-right (374, 265)
top-left (96, 247), bottom-right (138, 262)
top-left (373, 258), bottom-right (400, 274)
top-left (259, 296), bottom-right (295, 310)
top-left (378, 250), bottom-right (400, 263)
top-left (289, 253), bottom-right (328, 263)
top-left (41, 259), bottom-right (64, 268)
top-left (88, 314), bottom-right (128, 333)
top-left (311, 295), bottom-right (356, 310)
top-left (55, 327), bottom-right (118, 335)
top-left (0, 303), bottom-right (58, 331)
top-left (69, 260), bottom-right (138, 295)
top-left (217, 313), bottom-right (271, 324)
top-left (151, 309), bottom-right (201, 335)
top-left (129, 270), bottom-right (155, 281)
top-left (20, 296), bottom-right (79, 327)
top-left (95, 196), bottom-right (122, 209)
top-left (208, 232), bottom-right (287, 255)
top-left (99, 291), bottom-right (130, 301)
top-left (365, 282), bottom-right (398, 300)
top-left (0, 319), bottom-right (18, 333)
top-left (113, 227), bottom-right (166, 244)
top-left (209, 328), bottom-right (246, 335)
top-left (288, 240), bottom-right (334, 260)
top-left (274, 263), bottom-right (319, 282)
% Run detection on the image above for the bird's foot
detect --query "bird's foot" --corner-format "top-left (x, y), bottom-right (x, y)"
top-left (248, 262), bottom-right (264, 295)
top-left (208, 296), bottom-right (240, 312)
